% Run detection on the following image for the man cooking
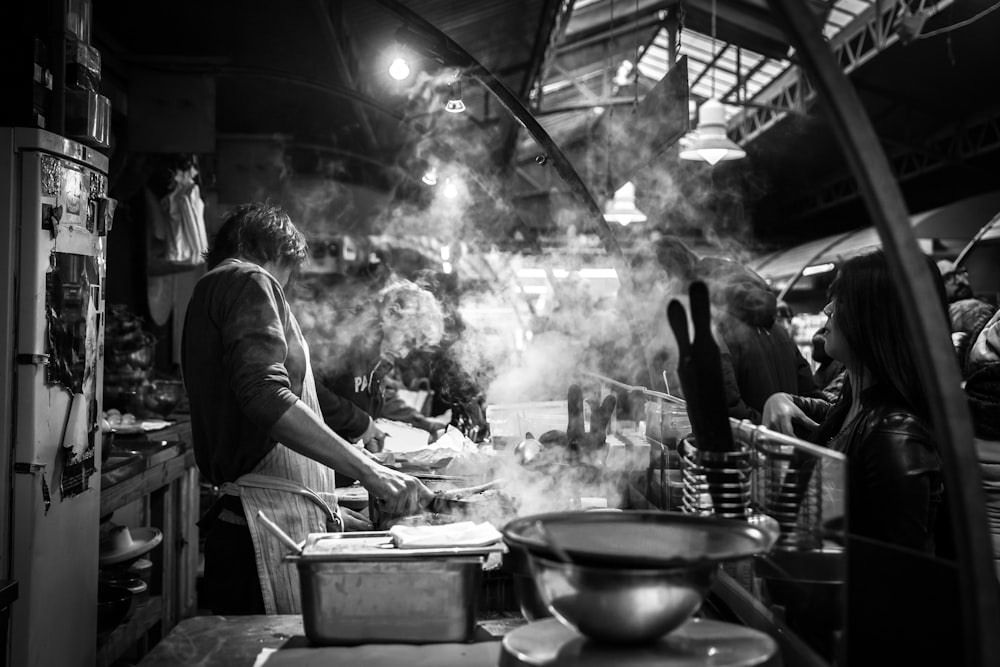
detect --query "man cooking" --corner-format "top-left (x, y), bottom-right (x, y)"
top-left (181, 201), bottom-right (432, 615)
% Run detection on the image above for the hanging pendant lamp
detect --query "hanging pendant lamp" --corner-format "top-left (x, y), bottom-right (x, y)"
top-left (679, 0), bottom-right (746, 166)
top-left (679, 98), bottom-right (746, 165)
top-left (444, 80), bottom-right (466, 113)
top-left (603, 181), bottom-right (647, 226)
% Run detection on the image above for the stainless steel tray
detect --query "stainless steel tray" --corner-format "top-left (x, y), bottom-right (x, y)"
top-left (293, 535), bottom-right (488, 645)
top-left (288, 531), bottom-right (505, 562)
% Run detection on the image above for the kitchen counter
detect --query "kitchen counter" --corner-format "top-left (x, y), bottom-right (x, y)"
top-left (136, 614), bottom-right (522, 667)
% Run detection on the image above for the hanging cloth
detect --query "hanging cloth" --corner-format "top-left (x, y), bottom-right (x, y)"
top-left (161, 166), bottom-right (208, 266)
top-left (220, 316), bottom-right (344, 614)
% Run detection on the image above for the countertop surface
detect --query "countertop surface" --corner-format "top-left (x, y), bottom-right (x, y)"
top-left (136, 614), bottom-right (521, 667)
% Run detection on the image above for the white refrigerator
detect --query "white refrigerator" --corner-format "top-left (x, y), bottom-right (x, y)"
top-left (0, 127), bottom-right (113, 667)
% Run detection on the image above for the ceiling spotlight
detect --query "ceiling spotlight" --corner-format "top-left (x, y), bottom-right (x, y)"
top-left (443, 178), bottom-right (458, 199)
top-left (421, 168), bottom-right (438, 186)
top-left (678, 98), bottom-right (746, 166)
top-left (389, 57), bottom-right (410, 80)
top-left (444, 80), bottom-right (466, 113)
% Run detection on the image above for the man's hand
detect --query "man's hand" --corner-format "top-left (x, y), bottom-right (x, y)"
top-left (419, 418), bottom-right (449, 443)
top-left (360, 418), bottom-right (386, 453)
top-left (762, 392), bottom-right (818, 436)
top-left (340, 506), bottom-right (374, 532)
top-left (360, 465), bottom-right (433, 518)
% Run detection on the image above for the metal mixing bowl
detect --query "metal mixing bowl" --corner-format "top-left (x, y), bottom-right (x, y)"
top-left (139, 380), bottom-right (185, 418)
top-left (527, 553), bottom-right (718, 644)
top-left (502, 510), bottom-right (778, 644)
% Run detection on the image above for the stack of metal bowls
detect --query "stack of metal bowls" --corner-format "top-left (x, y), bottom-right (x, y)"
top-left (502, 510), bottom-right (777, 644)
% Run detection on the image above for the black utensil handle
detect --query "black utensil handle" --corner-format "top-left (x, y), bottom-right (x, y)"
top-left (667, 300), bottom-right (692, 355)
top-left (567, 384), bottom-right (585, 441)
top-left (687, 281), bottom-right (736, 454)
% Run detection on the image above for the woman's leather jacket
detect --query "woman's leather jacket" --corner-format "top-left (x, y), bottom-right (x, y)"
top-left (790, 384), bottom-right (944, 554)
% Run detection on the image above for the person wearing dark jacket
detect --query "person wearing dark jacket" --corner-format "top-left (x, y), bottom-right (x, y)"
top-left (657, 239), bottom-right (822, 424)
top-left (181, 202), bottom-right (431, 614)
top-left (960, 309), bottom-right (1000, 579)
top-left (762, 249), bottom-right (956, 666)
top-left (810, 325), bottom-right (846, 402)
top-left (936, 259), bottom-right (997, 359)
top-left (313, 277), bottom-right (446, 486)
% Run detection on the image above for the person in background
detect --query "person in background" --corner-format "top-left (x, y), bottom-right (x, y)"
top-left (960, 309), bottom-right (1000, 577)
top-left (656, 237), bottom-right (823, 425)
top-left (810, 325), bottom-right (846, 402)
top-left (936, 259), bottom-right (997, 362)
top-left (395, 271), bottom-right (491, 442)
top-left (182, 201), bottom-right (431, 615)
top-left (762, 249), bottom-right (960, 666)
top-left (775, 300), bottom-right (797, 340)
top-left (314, 277), bottom-right (448, 485)
top-left (762, 248), bottom-right (949, 552)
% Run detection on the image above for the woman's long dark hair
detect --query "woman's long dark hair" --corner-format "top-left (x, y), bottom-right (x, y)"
top-left (827, 249), bottom-right (949, 420)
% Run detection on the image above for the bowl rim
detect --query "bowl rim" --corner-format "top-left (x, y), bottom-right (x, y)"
top-left (502, 509), bottom-right (777, 569)
top-left (527, 551), bottom-right (721, 577)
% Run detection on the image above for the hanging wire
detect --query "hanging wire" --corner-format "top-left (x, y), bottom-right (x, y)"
top-left (710, 0), bottom-right (717, 99)
top-left (676, 1), bottom-right (685, 61)
top-left (606, 0), bottom-right (615, 200)
top-left (633, 0), bottom-right (639, 114)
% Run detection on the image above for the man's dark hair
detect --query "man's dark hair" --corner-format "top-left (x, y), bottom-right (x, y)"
top-left (204, 201), bottom-right (308, 270)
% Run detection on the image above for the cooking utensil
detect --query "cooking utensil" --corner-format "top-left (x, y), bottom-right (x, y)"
top-left (424, 479), bottom-right (505, 514)
top-left (686, 280), bottom-right (736, 454)
top-left (97, 582), bottom-right (134, 634)
top-left (503, 510), bottom-right (776, 644)
top-left (527, 554), bottom-right (717, 644)
top-left (513, 432), bottom-right (542, 468)
top-left (533, 519), bottom-right (574, 564)
top-left (667, 282), bottom-right (744, 518)
top-left (503, 510), bottom-right (776, 569)
top-left (256, 510), bottom-right (303, 555)
top-left (425, 493), bottom-right (472, 515)
top-left (295, 555), bottom-right (484, 645)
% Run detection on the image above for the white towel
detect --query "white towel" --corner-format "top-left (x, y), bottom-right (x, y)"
top-left (388, 521), bottom-right (502, 549)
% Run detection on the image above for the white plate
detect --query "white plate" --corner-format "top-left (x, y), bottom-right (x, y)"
top-left (111, 420), bottom-right (174, 435)
top-left (375, 419), bottom-right (431, 453)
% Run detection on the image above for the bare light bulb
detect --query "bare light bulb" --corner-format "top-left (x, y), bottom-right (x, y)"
top-left (389, 58), bottom-right (410, 80)
top-left (443, 179), bottom-right (458, 199)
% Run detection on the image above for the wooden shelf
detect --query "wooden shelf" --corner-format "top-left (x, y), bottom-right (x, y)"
top-left (101, 446), bottom-right (195, 515)
top-left (96, 595), bottom-right (163, 667)
top-left (98, 417), bottom-right (200, 667)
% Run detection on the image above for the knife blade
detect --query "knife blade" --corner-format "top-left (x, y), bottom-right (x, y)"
top-left (425, 492), bottom-right (473, 514)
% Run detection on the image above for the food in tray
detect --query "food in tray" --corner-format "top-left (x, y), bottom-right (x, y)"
top-left (100, 409), bottom-right (172, 434)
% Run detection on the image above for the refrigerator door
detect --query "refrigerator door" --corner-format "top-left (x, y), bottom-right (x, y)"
top-left (1, 128), bottom-right (109, 667)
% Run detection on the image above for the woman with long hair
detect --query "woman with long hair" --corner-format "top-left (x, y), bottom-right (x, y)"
top-left (761, 249), bottom-right (961, 666)
top-left (762, 248), bottom-right (949, 552)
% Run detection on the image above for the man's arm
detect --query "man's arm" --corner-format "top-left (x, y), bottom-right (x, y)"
top-left (269, 400), bottom-right (431, 516)
top-left (314, 379), bottom-right (375, 442)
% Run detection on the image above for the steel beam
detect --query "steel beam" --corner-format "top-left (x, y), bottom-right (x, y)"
top-left (733, 0), bottom-right (955, 144)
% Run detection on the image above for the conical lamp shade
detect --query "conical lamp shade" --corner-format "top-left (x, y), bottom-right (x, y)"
top-left (603, 181), bottom-right (647, 226)
top-left (679, 98), bottom-right (746, 165)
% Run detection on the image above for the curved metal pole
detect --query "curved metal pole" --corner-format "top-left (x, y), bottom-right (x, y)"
top-left (955, 209), bottom-right (1000, 266)
top-left (375, 0), bottom-right (660, 387)
top-left (219, 66), bottom-right (407, 122)
top-left (774, 228), bottom-right (857, 302)
top-left (767, 2), bottom-right (1000, 666)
